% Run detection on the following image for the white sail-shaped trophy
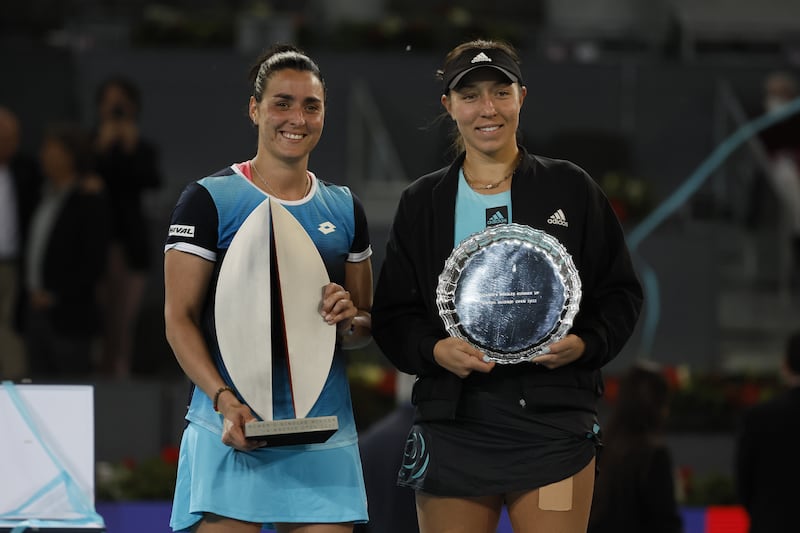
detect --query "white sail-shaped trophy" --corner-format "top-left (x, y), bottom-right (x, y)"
top-left (215, 197), bottom-right (338, 445)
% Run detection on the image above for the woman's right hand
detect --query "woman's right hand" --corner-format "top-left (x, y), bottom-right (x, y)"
top-left (217, 394), bottom-right (268, 451)
top-left (433, 337), bottom-right (495, 378)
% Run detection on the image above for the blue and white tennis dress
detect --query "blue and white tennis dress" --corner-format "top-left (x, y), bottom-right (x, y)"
top-left (164, 162), bottom-right (371, 531)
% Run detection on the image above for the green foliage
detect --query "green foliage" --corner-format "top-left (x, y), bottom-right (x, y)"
top-left (599, 171), bottom-right (653, 225)
top-left (681, 471), bottom-right (738, 506)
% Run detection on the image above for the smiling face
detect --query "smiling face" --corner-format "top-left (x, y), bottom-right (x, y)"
top-left (249, 68), bottom-right (325, 165)
top-left (442, 68), bottom-right (526, 159)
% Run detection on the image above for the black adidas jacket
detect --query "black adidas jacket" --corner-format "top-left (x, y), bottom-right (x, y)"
top-left (372, 146), bottom-right (643, 421)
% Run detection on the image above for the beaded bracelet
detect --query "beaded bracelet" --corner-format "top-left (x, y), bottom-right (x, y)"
top-left (213, 386), bottom-right (235, 413)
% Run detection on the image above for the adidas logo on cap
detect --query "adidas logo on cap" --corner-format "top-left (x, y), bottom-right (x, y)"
top-left (471, 52), bottom-right (492, 64)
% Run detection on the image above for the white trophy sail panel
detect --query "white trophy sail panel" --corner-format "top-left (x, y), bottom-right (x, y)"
top-left (270, 200), bottom-right (336, 419)
top-left (214, 198), bottom-right (273, 421)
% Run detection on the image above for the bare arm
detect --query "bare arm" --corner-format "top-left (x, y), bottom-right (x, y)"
top-left (164, 249), bottom-right (263, 450)
top-left (320, 258), bottom-right (373, 350)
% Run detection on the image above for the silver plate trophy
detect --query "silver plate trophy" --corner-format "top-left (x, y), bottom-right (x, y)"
top-left (436, 224), bottom-right (581, 364)
top-left (215, 197), bottom-right (338, 446)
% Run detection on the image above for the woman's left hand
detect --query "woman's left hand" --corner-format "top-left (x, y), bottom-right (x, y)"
top-left (531, 334), bottom-right (586, 369)
top-left (320, 283), bottom-right (357, 335)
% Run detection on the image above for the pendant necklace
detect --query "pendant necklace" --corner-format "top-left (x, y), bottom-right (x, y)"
top-left (251, 160), bottom-right (311, 199)
top-left (463, 153), bottom-right (523, 190)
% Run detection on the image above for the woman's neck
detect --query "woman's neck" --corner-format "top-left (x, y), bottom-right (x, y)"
top-left (462, 147), bottom-right (521, 191)
top-left (250, 155), bottom-right (311, 200)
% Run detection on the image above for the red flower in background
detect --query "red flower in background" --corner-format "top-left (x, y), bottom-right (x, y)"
top-left (603, 376), bottom-right (620, 404)
top-left (736, 381), bottom-right (762, 408)
top-left (609, 198), bottom-right (628, 224)
top-left (677, 465), bottom-right (695, 502)
top-left (376, 369), bottom-right (397, 397)
top-left (160, 445), bottom-right (180, 464)
top-left (662, 365), bottom-right (681, 390)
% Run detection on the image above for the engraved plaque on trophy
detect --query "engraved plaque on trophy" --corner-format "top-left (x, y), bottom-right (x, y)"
top-left (436, 224), bottom-right (581, 364)
top-left (215, 197), bottom-right (338, 445)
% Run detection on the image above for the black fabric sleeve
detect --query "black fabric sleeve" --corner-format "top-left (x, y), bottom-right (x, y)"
top-left (164, 182), bottom-right (219, 254)
top-left (571, 178), bottom-right (643, 369)
top-left (350, 192), bottom-right (371, 257)
top-left (372, 189), bottom-right (446, 376)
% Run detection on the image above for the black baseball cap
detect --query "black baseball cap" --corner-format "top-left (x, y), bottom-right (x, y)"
top-left (441, 47), bottom-right (524, 94)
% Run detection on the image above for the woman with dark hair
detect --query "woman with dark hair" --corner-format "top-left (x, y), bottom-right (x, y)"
top-left (588, 362), bottom-right (683, 533)
top-left (93, 74), bottom-right (163, 378)
top-left (371, 38), bottom-right (643, 533)
top-left (23, 123), bottom-right (111, 377)
top-left (164, 44), bottom-right (372, 532)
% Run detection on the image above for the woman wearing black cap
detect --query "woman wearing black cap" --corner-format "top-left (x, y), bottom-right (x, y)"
top-left (371, 39), bottom-right (643, 532)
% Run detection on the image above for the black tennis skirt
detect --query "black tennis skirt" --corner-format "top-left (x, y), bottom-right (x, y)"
top-left (397, 381), bottom-right (599, 497)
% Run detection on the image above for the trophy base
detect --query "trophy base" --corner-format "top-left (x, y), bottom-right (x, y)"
top-left (245, 416), bottom-right (338, 446)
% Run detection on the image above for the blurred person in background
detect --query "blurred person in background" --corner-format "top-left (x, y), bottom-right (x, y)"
top-left (355, 372), bottom-right (419, 533)
top-left (22, 123), bottom-right (111, 378)
top-left (735, 331), bottom-right (800, 533)
top-left (758, 71), bottom-right (800, 281)
top-left (588, 361), bottom-right (683, 533)
top-left (93, 75), bottom-right (163, 378)
top-left (0, 106), bottom-right (42, 379)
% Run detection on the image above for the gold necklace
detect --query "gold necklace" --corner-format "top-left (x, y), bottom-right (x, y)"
top-left (463, 153), bottom-right (523, 190)
top-left (251, 160), bottom-right (311, 199)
